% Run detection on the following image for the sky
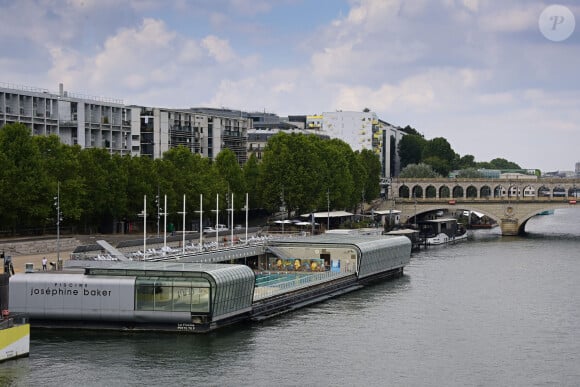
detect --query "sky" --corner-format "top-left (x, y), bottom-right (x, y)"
top-left (1, 0), bottom-right (579, 172)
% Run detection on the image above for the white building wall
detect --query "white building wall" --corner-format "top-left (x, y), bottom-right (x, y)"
top-left (130, 107), bottom-right (141, 156)
top-left (151, 108), bottom-right (170, 159)
top-left (322, 111), bottom-right (376, 152)
top-left (77, 102), bottom-right (86, 148)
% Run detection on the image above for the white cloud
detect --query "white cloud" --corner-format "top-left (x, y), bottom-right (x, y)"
top-left (478, 4), bottom-right (543, 32)
top-left (1, 0), bottom-right (579, 170)
top-left (478, 92), bottom-right (515, 105)
top-left (201, 35), bottom-right (236, 63)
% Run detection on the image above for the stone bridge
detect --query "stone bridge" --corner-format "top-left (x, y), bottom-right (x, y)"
top-left (385, 178), bottom-right (579, 235)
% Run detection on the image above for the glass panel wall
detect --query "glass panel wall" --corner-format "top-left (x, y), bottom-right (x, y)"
top-left (135, 277), bottom-right (211, 313)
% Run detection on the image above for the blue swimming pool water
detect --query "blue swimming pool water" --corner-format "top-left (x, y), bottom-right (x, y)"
top-left (255, 273), bottom-right (305, 287)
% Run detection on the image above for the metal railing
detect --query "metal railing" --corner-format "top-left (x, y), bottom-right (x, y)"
top-left (253, 270), bottom-right (353, 300)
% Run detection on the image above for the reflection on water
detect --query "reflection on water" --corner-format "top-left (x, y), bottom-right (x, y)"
top-left (3, 208), bottom-right (580, 386)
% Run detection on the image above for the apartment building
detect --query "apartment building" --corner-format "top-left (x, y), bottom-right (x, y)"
top-left (134, 106), bottom-right (250, 164)
top-left (0, 82), bottom-right (135, 156)
top-left (246, 113), bottom-right (329, 160)
top-left (307, 111), bottom-right (405, 178)
top-left (0, 83), bottom-right (251, 164)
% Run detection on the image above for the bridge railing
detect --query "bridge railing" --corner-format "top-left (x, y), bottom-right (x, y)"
top-left (394, 196), bottom-right (577, 203)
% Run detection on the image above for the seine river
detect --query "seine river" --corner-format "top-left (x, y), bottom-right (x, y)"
top-left (2, 208), bottom-right (580, 386)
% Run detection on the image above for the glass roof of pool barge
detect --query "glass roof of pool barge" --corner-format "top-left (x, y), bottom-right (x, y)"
top-left (268, 233), bottom-right (409, 250)
top-left (84, 261), bottom-right (255, 283)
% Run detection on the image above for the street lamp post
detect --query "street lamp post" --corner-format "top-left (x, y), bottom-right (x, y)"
top-left (244, 193), bottom-right (249, 244)
top-left (195, 194), bottom-right (203, 252)
top-left (230, 193), bottom-right (234, 247)
top-left (177, 194), bottom-right (186, 255)
top-left (413, 193), bottom-right (417, 228)
top-left (280, 188), bottom-right (285, 234)
top-left (156, 186), bottom-right (160, 238)
top-left (211, 194), bottom-right (219, 245)
top-left (327, 188), bottom-right (330, 231)
top-left (162, 195), bottom-right (168, 251)
top-left (54, 182), bottom-right (62, 270)
top-left (142, 195), bottom-right (147, 259)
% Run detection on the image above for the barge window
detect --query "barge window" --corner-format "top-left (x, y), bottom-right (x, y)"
top-left (135, 277), bottom-right (211, 313)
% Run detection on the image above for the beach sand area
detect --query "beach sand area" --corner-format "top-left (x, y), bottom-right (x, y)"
top-left (1, 235), bottom-right (107, 274)
top-left (9, 251), bottom-right (73, 273)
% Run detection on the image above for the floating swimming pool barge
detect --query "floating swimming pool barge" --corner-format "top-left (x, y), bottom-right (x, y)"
top-left (8, 234), bottom-right (411, 333)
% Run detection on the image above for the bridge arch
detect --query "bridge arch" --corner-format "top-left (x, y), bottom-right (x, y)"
top-left (494, 185), bottom-right (506, 198)
top-left (412, 185), bottom-right (423, 198)
top-left (426, 185), bottom-right (437, 198)
top-left (480, 185), bottom-right (491, 198)
top-left (538, 186), bottom-right (550, 197)
top-left (521, 185), bottom-right (534, 198)
top-left (554, 186), bottom-right (566, 198)
top-left (389, 177), bottom-right (580, 235)
top-left (518, 204), bottom-right (576, 234)
top-left (466, 185), bottom-right (477, 198)
top-left (411, 204), bottom-right (499, 225)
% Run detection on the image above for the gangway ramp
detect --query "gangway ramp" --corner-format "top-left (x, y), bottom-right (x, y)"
top-left (96, 240), bottom-right (128, 261)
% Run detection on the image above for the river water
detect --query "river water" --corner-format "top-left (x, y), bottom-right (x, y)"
top-left (2, 208), bottom-right (580, 386)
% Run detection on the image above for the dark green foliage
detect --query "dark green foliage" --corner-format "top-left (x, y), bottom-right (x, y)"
top-left (398, 134), bottom-right (426, 169)
top-left (399, 163), bottom-right (440, 178)
top-left (0, 123), bottom-right (384, 234)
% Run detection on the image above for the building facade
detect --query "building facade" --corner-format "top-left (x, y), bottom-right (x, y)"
top-left (0, 83), bottom-right (252, 165)
top-left (1, 83), bottom-right (406, 172)
top-left (1, 82), bottom-right (135, 156)
top-left (307, 111), bottom-right (405, 178)
top-left (246, 112), bottom-right (327, 160)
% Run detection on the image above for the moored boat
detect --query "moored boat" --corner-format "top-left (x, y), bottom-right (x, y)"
top-left (1, 271), bottom-right (29, 362)
top-left (418, 218), bottom-right (468, 245)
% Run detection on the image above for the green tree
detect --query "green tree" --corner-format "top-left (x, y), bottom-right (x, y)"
top-left (126, 155), bottom-right (158, 224)
top-left (260, 132), bottom-right (324, 214)
top-left (0, 123), bottom-right (46, 232)
top-left (488, 158), bottom-right (521, 170)
top-left (399, 163), bottom-right (441, 178)
top-left (243, 153), bottom-right (261, 209)
top-left (400, 125), bottom-right (423, 137)
top-left (423, 137), bottom-right (456, 165)
top-left (358, 148), bottom-right (381, 203)
top-left (34, 135), bottom-right (85, 229)
top-left (317, 138), bottom-right (355, 211)
top-left (215, 148), bottom-right (246, 209)
top-left (398, 134), bottom-right (427, 169)
top-left (77, 148), bottom-right (122, 232)
top-left (456, 168), bottom-right (483, 178)
top-left (458, 154), bottom-right (476, 169)
top-left (423, 156), bottom-right (451, 177)
top-left (390, 135), bottom-right (397, 177)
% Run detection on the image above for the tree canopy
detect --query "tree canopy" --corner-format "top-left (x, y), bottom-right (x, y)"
top-left (398, 129), bottom-right (522, 177)
top-left (0, 124), bottom-right (383, 235)
top-left (399, 163), bottom-right (441, 178)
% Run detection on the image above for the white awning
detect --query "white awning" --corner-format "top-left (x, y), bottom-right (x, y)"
top-left (300, 211), bottom-right (354, 218)
top-left (372, 210), bottom-right (401, 215)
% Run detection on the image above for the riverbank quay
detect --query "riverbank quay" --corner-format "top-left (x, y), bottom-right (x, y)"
top-left (0, 230), bottom-right (255, 273)
top-left (0, 236), bottom-right (80, 274)
top-left (8, 234), bottom-right (411, 333)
